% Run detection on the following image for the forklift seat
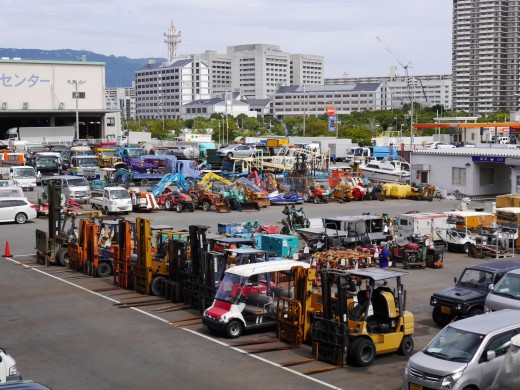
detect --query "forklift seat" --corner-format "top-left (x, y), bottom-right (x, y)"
top-left (370, 290), bottom-right (398, 320)
top-left (350, 290), bottom-right (370, 321)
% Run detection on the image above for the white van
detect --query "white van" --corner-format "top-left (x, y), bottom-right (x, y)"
top-left (0, 186), bottom-right (24, 198)
top-left (42, 175), bottom-right (91, 203)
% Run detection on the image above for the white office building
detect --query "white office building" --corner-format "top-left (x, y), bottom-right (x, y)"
top-left (325, 67), bottom-right (452, 110)
top-left (106, 87), bottom-right (136, 120)
top-left (135, 56), bottom-right (210, 120)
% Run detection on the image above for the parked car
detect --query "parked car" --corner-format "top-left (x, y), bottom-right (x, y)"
top-left (0, 197), bottom-right (37, 224)
top-left (424, 141), bottom-right (456, 149)
top-left (485, 267), bottom-right (520, 312)
top-left (216, 144), bottom-right (256, 159)
top-left (403, 310), bottom-right (520, 390)
top-left (430, 260), bottom-right (520, 327)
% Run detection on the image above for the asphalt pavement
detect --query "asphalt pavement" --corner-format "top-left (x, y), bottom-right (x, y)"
top-left (0, 198), bottom-right (494, 389)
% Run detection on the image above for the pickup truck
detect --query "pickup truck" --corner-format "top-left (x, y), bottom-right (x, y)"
top-left (0, 165), bottom-right (37, 191)
top-left (89, 186), bottom-right (132, 214)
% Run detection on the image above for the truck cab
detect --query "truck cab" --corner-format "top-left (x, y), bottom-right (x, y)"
top-left (6, 166), bottom-right (37, 191)
top-left (69, 155), bottom-right (100, 180)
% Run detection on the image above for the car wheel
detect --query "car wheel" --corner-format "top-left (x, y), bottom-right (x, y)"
top-left (15, 212), bottom-right (28, 224)
top-left (165, 198), bottom-right (173, 210)
top-left (398, 335), bottom-right (414, 356)
top-left (189, 204), bottom-right (195, 212)
top-left (104, 207), bottom-right (110, 215)
top-left (313, 197), bottom-right (319, 204)
top-left (432, 306), bottom-right (451, 327)
top-left (464, 242), bottom-right (471, 254)
top-left (347, 338), bottom-right (376, 367)
top-left (96, 262), bottom-right (112, 278)
top-left (176, 204), bottom-right (183, 213)
top-left (202, 202), bottom-right (211, 212)
top-left (225, 320), bottom-right (243, 339)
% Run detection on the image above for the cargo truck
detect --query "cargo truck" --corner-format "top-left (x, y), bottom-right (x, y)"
top-left (5, 126), bottom-right (75, 144)
top-left (89, 187), bottom-right (132, 214)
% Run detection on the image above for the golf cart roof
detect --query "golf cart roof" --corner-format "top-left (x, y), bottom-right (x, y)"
top-left (348, 268), bottom-right (408, 281)
top-left (225, 260), bottom-right (310, 277)
top-left (224, 248), bottom-right (266, 255)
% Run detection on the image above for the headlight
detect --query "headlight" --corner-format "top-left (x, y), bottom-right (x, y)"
top-left (404, 361), bottom-right (410, 376)
top-left (456, 303), bottom-right (463, 311)
top-left (441, 369), bottom-right (464, 389)
top-left (9, 365), bottom-right (19, 376)
top-left (110, 200), bottom-right (117, 205)
top-left (431, 297), bottom-right (437, 305)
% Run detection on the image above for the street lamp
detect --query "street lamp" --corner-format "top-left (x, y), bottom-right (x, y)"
top-left (67, 80), bottom-right (86, 140)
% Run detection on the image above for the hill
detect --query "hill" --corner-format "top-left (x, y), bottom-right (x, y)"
top-left (0, 48), bottom-right (166, 88)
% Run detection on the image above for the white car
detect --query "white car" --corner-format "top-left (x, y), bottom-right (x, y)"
top-left (424, 142), bottom-right (456, 149)
top-left (216, 144), bottom-right (256, 158)
top-left (0, 197), bottom-right (37, 224)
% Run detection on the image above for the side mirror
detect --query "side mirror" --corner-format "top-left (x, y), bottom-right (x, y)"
top-left (454, 277), bottom-right (457, 284)
top-left (486, 350), bottom-right (496, 361)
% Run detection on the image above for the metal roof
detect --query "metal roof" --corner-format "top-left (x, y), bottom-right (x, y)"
top-left (413, 147), bottom-right (520, 158)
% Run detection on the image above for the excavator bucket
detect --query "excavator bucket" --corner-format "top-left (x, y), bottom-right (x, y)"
top-left (254, 199), bottom-right (271, 208)
top-left (215, 202), bottom-right (231, 213)
top-left (238, 201), bottom-right (261, 212)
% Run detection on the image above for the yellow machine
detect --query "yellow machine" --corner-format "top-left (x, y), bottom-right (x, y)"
top-left (134, 217), bottom-right (189, 295)
top-left (94, 147), bottom-right (123, 168)
top-left (234, 180), bottom-right (271, 208)
top-left (197, 172), bottom-right (233, 190)
top-left (312, 268), bottom-right (414, 367)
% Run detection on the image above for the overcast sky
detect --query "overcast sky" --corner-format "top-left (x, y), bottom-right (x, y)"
top-left (2, 0), bottom-right (452, 78)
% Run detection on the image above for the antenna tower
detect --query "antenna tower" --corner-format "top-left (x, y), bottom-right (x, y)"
top-left (164, 21), bottom-right (182, 62)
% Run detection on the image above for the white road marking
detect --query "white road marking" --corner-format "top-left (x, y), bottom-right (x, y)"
top-left (5, 257), bottom-right (342, 389)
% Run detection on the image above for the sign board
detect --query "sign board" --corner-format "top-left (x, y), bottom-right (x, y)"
top-left (327, 106), bottom-right (335, 117)
top-left (328, 116), bottom-right (335, 133)
top-left (472, 156), bottom-right (505, 163)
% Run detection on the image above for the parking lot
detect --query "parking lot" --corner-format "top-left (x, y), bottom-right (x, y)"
top-left (0, 198), bottom-right (499, 389)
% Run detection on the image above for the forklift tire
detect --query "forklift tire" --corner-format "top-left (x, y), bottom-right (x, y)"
top-left (347, 337), bottom-right (376, 367)
top-left (225, 320), bottom-right (243, 339)
top-left (432, 306), bottom-right (451, 327)
top-left (57, 248), bottom-right (70, 267)
top-left (96, 262), bottom-right (112, 278)
top-left (202, 202), bottom-right (211, 212)
top-left (398, 335), bottom-right (414, 356)
top-left (151, 276), bottom-right (166, 296)
top-left (176, 204), bottom-right (183, 213)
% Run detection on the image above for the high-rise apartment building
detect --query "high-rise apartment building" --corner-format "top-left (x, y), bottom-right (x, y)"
top-left (106, 87), bottom-right (136, 120)
top-left (452, 0), bottom-right (520, 115)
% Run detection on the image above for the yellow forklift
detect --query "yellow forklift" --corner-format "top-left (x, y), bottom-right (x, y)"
top-left (312, 268), bottom-right (415, 367)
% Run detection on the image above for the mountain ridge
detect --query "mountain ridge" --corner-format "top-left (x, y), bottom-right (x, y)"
top-left (0, 48), bottom-right (166, 88)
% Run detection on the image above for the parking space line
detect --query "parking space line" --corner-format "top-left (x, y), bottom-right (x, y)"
top-left (4, 257), bottom-right (341, 389)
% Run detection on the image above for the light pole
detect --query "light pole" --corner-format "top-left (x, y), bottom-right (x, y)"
top-left (67, 80), bottom-right (86, 140)
top-left (302, 84), bottom-right (306, 136)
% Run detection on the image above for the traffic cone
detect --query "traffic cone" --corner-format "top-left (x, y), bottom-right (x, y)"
top-left (3, 241), bottom-right (12, 257)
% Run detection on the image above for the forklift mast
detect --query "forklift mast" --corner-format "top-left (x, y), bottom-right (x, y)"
top-left (135, 217), bottom-right (153, 294)
top-left (114, 220), bottom-right (134, 289)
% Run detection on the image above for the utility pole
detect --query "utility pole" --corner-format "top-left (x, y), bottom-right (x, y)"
top-left (303, 84), bottom-right (306, 136)
top-left (67, 80), bottom-right (86, 140)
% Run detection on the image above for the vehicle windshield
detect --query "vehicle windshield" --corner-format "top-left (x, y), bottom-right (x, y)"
top-left (14, 167), bottom-right (35, 178)
top-left (0, 188), bottom-right (22, 197)
top-left (127, 149), bottom-right (144, 157)
top-left (100, 150), bottom-right (119, 157)
top-left (68, 178), bottom-right (88, 187)
top-left (76, 158), bottom-right (99, 167)
top-left (457, 268), bottom-right (493, 290)
top-left (215, 274), bottom-right (249, 304)
top-left (110, 189), bottom-right (130, 200)
top-left (354, 148), bottom-right (364, 156)
top-left (27, 146), bottom-right (46, 153)
top-left (424, 325), bottom-right (484, 363)
top-left (491, 273), bottom-right (520, 300)
top-left (36, 158), bottom-right (59, 168)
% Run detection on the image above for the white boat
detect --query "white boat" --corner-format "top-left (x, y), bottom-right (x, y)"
top-left (359, 156), bottom-right (411, 183)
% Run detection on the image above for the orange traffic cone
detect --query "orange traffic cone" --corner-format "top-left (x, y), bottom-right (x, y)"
top-left (3, 241), bottom-right (12, 257)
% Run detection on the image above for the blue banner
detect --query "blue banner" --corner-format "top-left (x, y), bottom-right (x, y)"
top-left (328, 116), bottom-right (335, 132)
top-left (472, 156), bottom-right (505, 163)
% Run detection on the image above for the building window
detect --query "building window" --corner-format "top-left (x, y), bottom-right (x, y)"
top-left (452, 167), bottom-right (466, 185)
top-left (516, 176), bottom-right (520, 193)
top-left (480, 167), bottom-right (494, 186)
top-left (107, 117), bottom-right (115, 126)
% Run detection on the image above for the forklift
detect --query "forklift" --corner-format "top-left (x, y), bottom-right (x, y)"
top-left (312, 268), bottom-right (415, 367)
